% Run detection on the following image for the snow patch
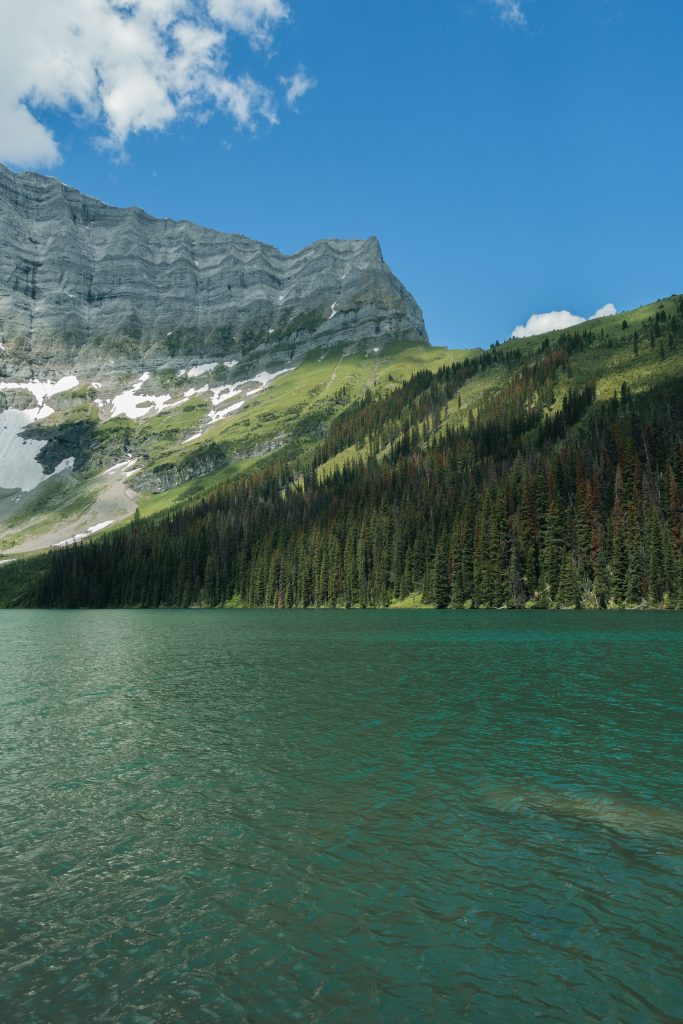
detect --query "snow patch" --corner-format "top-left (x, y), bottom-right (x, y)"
top-left (110, 375), bottom-right (171, 420)
top-left (328, 302), bottom-right (338, 320)
top-left (209, 367), bottom-right (292, 412)
top-left (208, 400), bottom-right (245, 424)
top-left (104, 458), bottom-right (137, 476)
top-left (180, 359), bottom-right (236, 382)
top-left (183, 362), bottom-right (218, 379)
top-left (211, 384), bottom-right (242, 408)
top-left (0, 375), bottom-right (79, 407)
top-left (0, 410), bottom-right (58, 492)
top-left (56, 521), bottom-right (114, 547)
top-left (102, 365), bottom-right (237, 422)
top-left (88, 520), bottom-right (114, 534)
top-left (102, 363), bottom-right (297, 441)
top-left (0, 379), bottom-right (79, 492)
top-left (251, 368), bottom-right (293, 387)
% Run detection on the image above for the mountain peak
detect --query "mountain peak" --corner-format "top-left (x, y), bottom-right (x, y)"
top-left (0, 165), bottom-right (427, 378)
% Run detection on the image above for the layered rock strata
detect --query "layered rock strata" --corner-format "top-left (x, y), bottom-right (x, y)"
top-left (0, 163), bottom-right (427, 378)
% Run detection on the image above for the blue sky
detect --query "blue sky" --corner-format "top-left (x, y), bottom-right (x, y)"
top-left (2, 0), bottom-right (682, 347)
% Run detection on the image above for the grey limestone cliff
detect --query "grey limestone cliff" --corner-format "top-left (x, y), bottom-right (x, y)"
top-left (0, 163), bottom-right (428, 378)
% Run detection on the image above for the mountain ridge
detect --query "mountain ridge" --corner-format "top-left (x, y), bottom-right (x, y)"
top-left (0, 163), bottom-right (427, 377)
top-left (0, 165), bottom-right (438, 552)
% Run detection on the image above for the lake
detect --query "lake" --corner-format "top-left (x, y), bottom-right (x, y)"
top-left (1, 610), bottom-right (682, 1023)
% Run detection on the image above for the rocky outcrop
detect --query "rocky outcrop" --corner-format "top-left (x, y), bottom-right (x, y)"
top-left (0, 163), bottom-right (428, 378)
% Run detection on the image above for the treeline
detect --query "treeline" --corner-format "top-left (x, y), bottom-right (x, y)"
top-left (311, 345), bottom-right (517, 467)
top-left (26, 352), bottom-right (683, 609)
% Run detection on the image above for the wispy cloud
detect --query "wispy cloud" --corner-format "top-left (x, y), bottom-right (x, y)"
top-left (511, 302), bottom-right (617, 338)
top-left (0, 0), bottom-right (307, 167)
top-left (491, 0), bottom-right (526, 27)
top-left (280, 67), bottom-right (316, 109)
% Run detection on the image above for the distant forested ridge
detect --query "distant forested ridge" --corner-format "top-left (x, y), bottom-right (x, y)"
top-left (3, 296), bottom-right (683, 609)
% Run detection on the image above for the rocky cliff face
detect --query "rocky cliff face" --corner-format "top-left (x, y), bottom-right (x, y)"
top-left (0, 164), bottom-right (427, 378)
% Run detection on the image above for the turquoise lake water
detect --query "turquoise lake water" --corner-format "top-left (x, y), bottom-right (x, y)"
top-left (1, 610), bottom-right (682, 1022)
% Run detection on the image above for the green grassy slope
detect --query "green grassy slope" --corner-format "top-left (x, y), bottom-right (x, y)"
top-left (1, 291), bottom-right (682, 609)
top-left (315, 295), bottom-right (683, 480)
top-left (14, 291), bottom-right (674, 556)
top-left (137, 342), bottom-right (465, 515)
top-left (0, 341), bottom-right (463, 553)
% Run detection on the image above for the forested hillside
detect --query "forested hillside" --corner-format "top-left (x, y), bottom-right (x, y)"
top-left (2, 295), bottom-right (683, 609)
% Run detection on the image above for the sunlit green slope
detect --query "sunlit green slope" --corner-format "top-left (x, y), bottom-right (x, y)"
top-left (0, 340), bottom-right (463, 555)
top-left (2, 291), bottom-right (682, 609)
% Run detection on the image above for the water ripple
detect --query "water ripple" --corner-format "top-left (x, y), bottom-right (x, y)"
top-left (1, 610), bottom-right (682, 1023)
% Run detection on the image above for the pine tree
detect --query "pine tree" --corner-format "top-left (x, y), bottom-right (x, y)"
top-left (433, 542), bottom-right (450, 608)
top-left (557, 553), bottom-right (582, 608)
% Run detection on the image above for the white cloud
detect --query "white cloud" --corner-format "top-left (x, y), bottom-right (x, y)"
top-left (492, 0), bottom-right (526, 26)
top-left (511, 302), bottom-right (617, 339)
top-left (280, 67), bottom-right (316, 109)
top-left (0, 0), bottom-right (298, 167)
top-left (591, 303), bottom-right (618, 320)
top-left (208, 0), bottom-right (288, 45)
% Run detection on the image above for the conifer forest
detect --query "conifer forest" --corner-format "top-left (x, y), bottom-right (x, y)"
top-left (5, 295), bottom-right (682, 610)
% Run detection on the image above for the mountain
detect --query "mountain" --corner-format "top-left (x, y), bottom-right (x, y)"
top-left (3, 292), bottom-right (682, 609)
top-left (0, 163), bottom-right (426, 376)
top-left (0, 165), bottom-right (437, 553)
